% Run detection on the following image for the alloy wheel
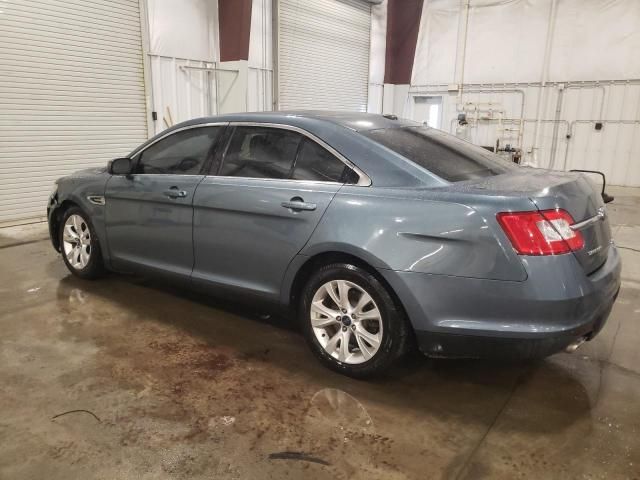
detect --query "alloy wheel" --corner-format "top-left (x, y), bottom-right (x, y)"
top-left (62, 214), bottom-right (92, 270)
top-left (310, 280), bottom-right (383, 364)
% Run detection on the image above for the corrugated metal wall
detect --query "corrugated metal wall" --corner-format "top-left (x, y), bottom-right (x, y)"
top-left (0, 0), bottom-right (148, 225)
top-left (278, 0), bottom-right (371, 111)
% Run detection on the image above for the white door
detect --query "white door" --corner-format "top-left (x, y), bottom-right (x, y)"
top-left (0, 0), bottom-right (148, 225)
top-left (277, 0), bottom-right (371, 111)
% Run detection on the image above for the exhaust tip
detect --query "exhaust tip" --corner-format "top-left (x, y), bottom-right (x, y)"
top-left (565, 337), bottom-right (587, 353)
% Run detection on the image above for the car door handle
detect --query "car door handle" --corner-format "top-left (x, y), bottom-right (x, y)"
top-left (163, 188), bottom-right (188, 199)
top-left (281, 198), bottom-right (317, 211)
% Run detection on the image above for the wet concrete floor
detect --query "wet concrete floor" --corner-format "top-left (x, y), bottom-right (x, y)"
top-left (1, 187), bottom-right (639, 479)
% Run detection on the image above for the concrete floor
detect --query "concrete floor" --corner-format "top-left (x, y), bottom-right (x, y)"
top-left (1, 187), bottom-right (639, 480)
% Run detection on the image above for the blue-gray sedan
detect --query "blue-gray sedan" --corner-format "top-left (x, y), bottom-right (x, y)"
top-left (47, 111), bottom-right (621, 377)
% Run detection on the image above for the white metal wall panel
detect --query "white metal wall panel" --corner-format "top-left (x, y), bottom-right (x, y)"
top-left (405, 82), bottom-right (640, 186)
top-left (147, 55), bottom-right (217, 136)
top-left (0, 0), bottom-right (148, 225)
top-left (248, 0), bottom-right (274, 111)
top-left (278, 0), bottom-right (370, 111)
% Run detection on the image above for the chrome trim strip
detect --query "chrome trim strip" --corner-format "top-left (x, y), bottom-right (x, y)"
top-left (201, 175), bottom-right (343, 187)
top-left (128, 122), bottom-right (230, 158)
top-left (570, 209), bottom-right (606, 231)
top-left (125, 174), bottom-right (204, 178)
top-left (227, 121), bottom-right (372, 187)
top-left (87, 195), bottom-right (106, 206)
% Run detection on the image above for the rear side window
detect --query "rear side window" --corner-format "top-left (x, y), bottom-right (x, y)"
top-left (291, 139), bottom-right (354, 183)
top-left (363, 126), bottom-right (518, 182)
top-left (220, 126), bottom-right (301, 179)
top-left (135, 126), bottom-right (223, 175)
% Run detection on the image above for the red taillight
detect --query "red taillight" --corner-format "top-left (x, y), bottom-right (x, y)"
top-left (496, 209), bottom-right (584, 255)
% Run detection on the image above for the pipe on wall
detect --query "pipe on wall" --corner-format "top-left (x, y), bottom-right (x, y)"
top-left (548, 85), bottom-right (564, 169)
top-left (454, 0), bottom-right (471, 105)
top-left (409, 87), bottom-right (526, 147)
top-left (407, 80), bottom-right (640, 162)
top-left (410, 80), bottom-right (640, 89)
top-left (566, 84), bottom-right (606, 121)
top-left (531, 0), bottom-right (558, 165)
top-left (447, 116), bottom-right (569, 135)
top-left (562, 120), bottom-right (640, 171)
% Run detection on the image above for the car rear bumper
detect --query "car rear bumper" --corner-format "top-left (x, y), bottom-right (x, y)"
top-left (413, 288), bottom-right (617, 358)
top-left (380, 245), bottom-right (622, 359)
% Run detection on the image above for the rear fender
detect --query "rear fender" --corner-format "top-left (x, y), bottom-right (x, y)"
top-left (278, 244), bottom-right (390, 306)
top-left (300, 186), bottom-right (529, 282)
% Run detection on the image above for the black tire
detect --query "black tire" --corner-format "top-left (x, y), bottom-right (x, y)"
top-left (300, 263), bottom-right (410, 378)
top-left (59, 206), bottom-right (105, 279)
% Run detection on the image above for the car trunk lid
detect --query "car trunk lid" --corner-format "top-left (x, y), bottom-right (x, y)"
top-left (529, 173), bottom-right (610, 274)
top-left (456, 168), bottom-right (611, 274)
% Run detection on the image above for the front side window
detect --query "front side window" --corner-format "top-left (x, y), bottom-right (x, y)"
top-left (363, 126), bottom-right (518, 182)
top-left (220, 127), bottom-right (302, 179)
top-left (134, 126), bottom-right (223, 175)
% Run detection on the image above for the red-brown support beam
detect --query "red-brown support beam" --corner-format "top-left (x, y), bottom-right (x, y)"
top-left (219, 0), bottom-right (253, 62)
top-left (384, 0), bottom-right (424, 84)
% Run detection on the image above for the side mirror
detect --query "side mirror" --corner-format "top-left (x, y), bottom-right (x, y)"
top-left (108, 157), bottom-right (133, 175)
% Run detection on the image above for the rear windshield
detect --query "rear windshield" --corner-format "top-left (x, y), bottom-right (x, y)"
top-left (363, 126), bottom-right (518, 182)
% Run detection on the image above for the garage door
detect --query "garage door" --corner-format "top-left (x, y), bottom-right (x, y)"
top-left (0, 0), bottom-right (148, 226)
top-left (278, 0), bottom-right (371, 111)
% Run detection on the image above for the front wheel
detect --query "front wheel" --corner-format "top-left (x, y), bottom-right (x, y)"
top-left (59, 206), bottom-right (105, 279)
top-left (300, 263), bottom-right (410, 378)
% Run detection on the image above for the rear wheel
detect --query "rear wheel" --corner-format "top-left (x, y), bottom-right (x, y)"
top-left (300, 263), bottom-right (409, 378)
top-left (59, 207), bottom-right (105, 279)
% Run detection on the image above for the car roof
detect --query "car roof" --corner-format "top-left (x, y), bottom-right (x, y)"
top-left (186, 110), bottom-right (420, 132)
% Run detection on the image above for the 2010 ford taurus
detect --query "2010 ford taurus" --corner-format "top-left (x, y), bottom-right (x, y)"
top-left (47, 111), bottom-right (621, 377)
